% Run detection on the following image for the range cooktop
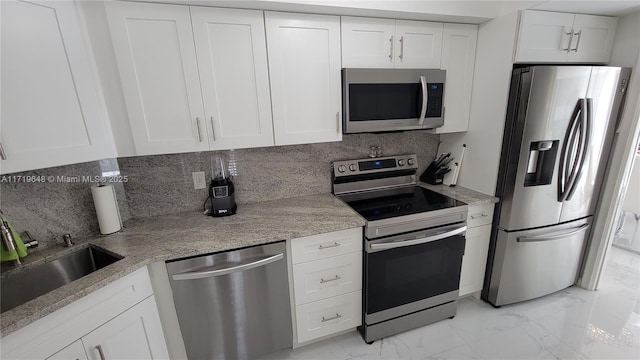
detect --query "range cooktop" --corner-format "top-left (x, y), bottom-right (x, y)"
top-left (338, 185), bottom-right (465, 222)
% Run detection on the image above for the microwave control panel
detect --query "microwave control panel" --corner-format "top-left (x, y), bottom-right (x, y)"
top-left (426, 83), bottom-right (443, 117)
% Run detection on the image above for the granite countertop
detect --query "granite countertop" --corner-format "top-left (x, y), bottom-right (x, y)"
top-left (419, 182), bottom-right (499, 206)
top-left (0, 185), bottom-right (496, 337)
top-left (0, 194), bottom-right (365, 337)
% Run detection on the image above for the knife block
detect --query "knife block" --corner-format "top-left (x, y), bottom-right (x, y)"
top-left (419, 162), bottom-right (444, 185)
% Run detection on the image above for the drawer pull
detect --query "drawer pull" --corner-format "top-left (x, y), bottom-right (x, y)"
top-left (321, 313), bottom-right (342, 322)
top-left (470, 213), bottom-right (488, 219)
top-left (96, 345), bottom-right (106, 360)
top-left (320, 275), bottom-right (341, 284)
top-left (318, 242), bottom-right (340, 250)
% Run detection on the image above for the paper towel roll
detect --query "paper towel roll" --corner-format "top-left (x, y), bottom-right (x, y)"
top-left (91, 184), bottom-right (122, 235)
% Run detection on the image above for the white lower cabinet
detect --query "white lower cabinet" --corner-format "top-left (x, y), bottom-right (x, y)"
top-left (295, 291), bottom-right (362, 344)
top-left (47, 340), bottom-right (88, 360)
top-left (289, 228), bottom-right (363, 346)
top-left (459, 203), bottom-right (494, 297)
top-left (1, 267), bottom-right (168, 360)
top-left (82, 296), bottom-right (168, 360)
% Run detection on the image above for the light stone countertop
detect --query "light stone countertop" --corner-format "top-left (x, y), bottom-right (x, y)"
top-left (0, 194), bottom-right (365, 337)
top-left (0, 185), bottom-right (496, 337)
top-left (419, 182), bottom-right (499, 206)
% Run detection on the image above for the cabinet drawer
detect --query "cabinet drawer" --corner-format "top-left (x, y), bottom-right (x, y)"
top-left (293, 253), bottom-right (362, 305)
top-left (295, 291), bottom-right (361, 343)
top-left (467, 204), bottom-right (494, 228)
top-left (291, 228), bottom-right (362, 264)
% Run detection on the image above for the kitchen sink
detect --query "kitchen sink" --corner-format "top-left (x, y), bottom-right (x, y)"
top-left (0, 246), bottom-right (122, 314)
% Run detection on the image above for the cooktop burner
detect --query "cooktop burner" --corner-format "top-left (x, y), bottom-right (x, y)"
top-left (338, 185), bottom-right (465, 222)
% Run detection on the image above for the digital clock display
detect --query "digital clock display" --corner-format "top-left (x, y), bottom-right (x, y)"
top-left (358, 158), bottom-right (397, 171)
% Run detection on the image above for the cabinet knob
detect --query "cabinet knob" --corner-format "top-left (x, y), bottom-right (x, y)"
top-left (389, 36), bottom-right (394, 61)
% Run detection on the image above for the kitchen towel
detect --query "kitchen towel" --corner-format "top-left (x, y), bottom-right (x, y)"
top-left (91, 184), bottom-right (122, 235)
top-left (0, 213), bottom-right (27, 262)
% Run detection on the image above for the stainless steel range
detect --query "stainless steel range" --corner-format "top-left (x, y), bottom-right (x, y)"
top-left (332, 154), bottom-right (468, 343)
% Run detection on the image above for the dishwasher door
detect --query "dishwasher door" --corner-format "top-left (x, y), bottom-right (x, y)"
top-left (166, 241), bottom-right (292, 360)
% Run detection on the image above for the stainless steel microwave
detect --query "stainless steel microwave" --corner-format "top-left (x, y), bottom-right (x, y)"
top-left (342, 68), bottom-right (446, 133)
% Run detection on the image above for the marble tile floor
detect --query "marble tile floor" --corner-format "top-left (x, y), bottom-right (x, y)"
top-left (264, 246), bottom-right (640, 359)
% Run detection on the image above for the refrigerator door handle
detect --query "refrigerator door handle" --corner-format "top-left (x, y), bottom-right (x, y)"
top-left (516, 224), bottom-right (589, 243)
top-left (558, 99), bottom-right (584, 202)
top-left (566, 98), bottom-right (592, 200)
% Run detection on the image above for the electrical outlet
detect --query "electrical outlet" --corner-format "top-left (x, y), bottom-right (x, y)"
top-left (192, 171), bottom-right (206, 189)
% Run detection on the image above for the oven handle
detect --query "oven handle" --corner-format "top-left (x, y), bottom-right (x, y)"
top-left (418, 75), bottom-right (428, 127)
top-left (370, 225), bottom-right (467, 250)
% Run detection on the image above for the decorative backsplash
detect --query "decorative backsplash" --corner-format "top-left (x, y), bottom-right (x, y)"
top-left (0, 131), bottom-right (438, 248)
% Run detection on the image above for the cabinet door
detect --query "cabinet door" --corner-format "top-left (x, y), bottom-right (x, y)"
top-left (566, 14), bottom-right (617, 63)
top-left (82, 296), bottom-right (169, 360)
top-left (106, 1), bottom-right (208, 155)
top-left (436, 24), bottom-right (477, 134)
top-left (46, 340), bottom-right (88, 360)
top-left (0, 0), bottom-right (114, 174)
top-left (394, 20), bottom-right (443, 68)
top-left (514, 10), bottom-right (574, 63)
top-left (459, 224), bottom-right (491, 297)
top-left (341, 17), bottom-right (395, 68)
top-left (191, 7), bottom-right (274, 150)
top-left (265, 12), bottom-right (342, 145)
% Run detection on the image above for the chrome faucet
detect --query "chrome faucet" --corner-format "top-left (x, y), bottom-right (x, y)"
top-left (62, 233), bottom-right (74, 247)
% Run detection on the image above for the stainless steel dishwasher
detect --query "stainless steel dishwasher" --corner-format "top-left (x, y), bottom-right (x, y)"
top-left (166, 241), bottom-right (292, 360)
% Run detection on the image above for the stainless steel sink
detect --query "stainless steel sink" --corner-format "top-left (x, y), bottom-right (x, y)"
top-left (0, 246), bottom-right (122, 314)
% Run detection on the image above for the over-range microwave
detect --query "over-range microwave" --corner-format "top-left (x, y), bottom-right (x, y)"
top-left (342, 68), bottom-right (446, 133)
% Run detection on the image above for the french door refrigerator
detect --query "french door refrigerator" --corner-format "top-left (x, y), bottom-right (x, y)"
top-left (483, 66), bottom-right (631, 307)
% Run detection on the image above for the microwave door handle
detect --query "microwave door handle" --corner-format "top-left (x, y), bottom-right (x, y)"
top-left (418, 75), bottom-right (428, 126)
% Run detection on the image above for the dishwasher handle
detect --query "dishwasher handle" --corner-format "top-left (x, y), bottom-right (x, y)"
top-left (172, 253), bottom-right (284, 281)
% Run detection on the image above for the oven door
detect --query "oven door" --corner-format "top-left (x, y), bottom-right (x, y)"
top-left (364, 223), bottom-right (466, 325)
top-left (342, 68), bottom-right (445, 133)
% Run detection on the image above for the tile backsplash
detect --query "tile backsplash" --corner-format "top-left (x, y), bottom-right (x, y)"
top-left (0, 131), bottom-right (438, 248)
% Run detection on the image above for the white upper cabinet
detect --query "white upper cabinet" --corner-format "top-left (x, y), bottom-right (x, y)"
top-left (515, 10), bottom-right (617, 64)
top-left (436, 23), bottom-right (478, 134)
top-left (341, 17), bottom-right (443, 69)
top-left (394, 21), bottom-right (443, 68)
top-left (265, 12), bottom-right (342, 145)
top-left (106, 1), bottom-right (208, 155)
top-left (0, 0), bottom-right (114, 174)
top-left (341, 17), bottom-right (396, 68)
top-left (190, 7), bottom-right (274, 150)
top-left (566, 14), bottom-right (618, 63)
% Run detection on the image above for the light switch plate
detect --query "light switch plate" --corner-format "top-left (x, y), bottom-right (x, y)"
top-left (192, 171), bottom-right (206, 189)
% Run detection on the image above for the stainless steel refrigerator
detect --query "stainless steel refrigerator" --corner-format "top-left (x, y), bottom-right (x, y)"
top-left (483, 66), bottom-right (631, 307)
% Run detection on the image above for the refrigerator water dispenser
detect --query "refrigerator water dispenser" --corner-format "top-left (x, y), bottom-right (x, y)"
top-left (524, 140), bottom-right (558, 187)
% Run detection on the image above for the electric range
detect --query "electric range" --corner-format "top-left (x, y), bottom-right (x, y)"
top-left (332, 154), bottom-right (468, 343)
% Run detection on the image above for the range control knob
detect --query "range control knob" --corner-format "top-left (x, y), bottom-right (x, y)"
top-left (337, 165), bottom-right (346, 173)
top-left (398, 159), bottom-right (405, 166)
top-left (349, 164), bottom-right (357, 171)
top-left (407, 158), bottom-right (415, 166)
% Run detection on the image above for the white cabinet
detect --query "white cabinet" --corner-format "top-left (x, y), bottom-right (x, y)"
top-left (106, 1), bottom-right (207, 155)
top-left (190, 7), bottom-right (274, 150)
top-left (459, 203), bottom-right (494, 297)
top-left (265, 12), bottom-right (342, 146)
top-left (82, 296), bottom-right (169, 360)
top-left (47, 340), bottom-right (88, 360)
top-left (436, 24), bottom-right (478, 134)
top-left (107, 2), bottom-right (275, 155)
top-left (0, 0), bottom-right (114, 174)
top-left (515, 10), bottom-right (617, 64)
top-left (1, 267), bottom-right (168, 360)
top-left (289, 228), bottom-right (362, 345)
top-left (341, 17), bottom-right (443, 68)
